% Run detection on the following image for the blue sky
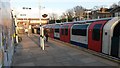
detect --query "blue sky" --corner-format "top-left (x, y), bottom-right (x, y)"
top-left (10, 0), bottom-right (119, 15)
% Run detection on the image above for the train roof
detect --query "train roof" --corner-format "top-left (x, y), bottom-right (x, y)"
top-left (47, 17), bottom-right (113, 26)
top-left (73, 17), bottom-right (113, 23)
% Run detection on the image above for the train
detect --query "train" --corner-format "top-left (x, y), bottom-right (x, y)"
top-left (0, 0), bottom-right (15, 67)
top-left (43, 17), bottom-right (120, 59)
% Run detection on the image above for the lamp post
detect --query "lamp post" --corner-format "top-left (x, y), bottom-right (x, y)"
top-left (39, 0), bottom-right (45, 50)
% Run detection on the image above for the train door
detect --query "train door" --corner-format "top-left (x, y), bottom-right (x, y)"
top-left (60, 25), bottom-right (69, 42)
top-left (111, 22), bottom-right (120, 58)
top-left (88, 21), bottom-right (107, 52)
top-left (67, 24), bottom-right (74, 43)
top-left (64, 25), bottom-right (69, 42)
top-left (60, 25), bottom-right (65, 42)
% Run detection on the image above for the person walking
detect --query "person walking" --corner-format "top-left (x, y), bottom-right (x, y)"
top-left (45, 32), bottom-right (49, 42)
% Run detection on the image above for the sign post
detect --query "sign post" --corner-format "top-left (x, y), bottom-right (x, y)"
top-left (40, 26), bottom-right (44, 50)
top-left (39, 0), bottom-right (45, 50)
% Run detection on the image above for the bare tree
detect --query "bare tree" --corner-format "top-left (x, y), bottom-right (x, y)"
top-left (49, 13), bottom-right (58, 20)
top-left (66, 9), bottom-right (74, 18)
top-left (73, 6), bottom-right (85, 20)
top-left (61, 5), bottom-right (85, 21)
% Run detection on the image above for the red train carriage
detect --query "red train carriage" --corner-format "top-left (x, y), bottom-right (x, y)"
top-left (60, 22), bottom-right (74, 43)
top-left (60, 21), bottom-right (87, 43)
top-left (88, 18), bottom-right (112, 52)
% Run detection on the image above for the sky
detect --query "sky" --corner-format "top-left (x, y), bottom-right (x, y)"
top-left (10, 0), bottom-right (119, 16)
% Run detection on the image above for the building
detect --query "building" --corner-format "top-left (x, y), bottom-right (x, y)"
top-left (83, 10), bottom-right (92, 20)
top-left (91, 8), bottom-right (112, 19)
top-left (12, 8), bottom-right (49, 34)
top-left (110, 6), bottom-right (120, 17)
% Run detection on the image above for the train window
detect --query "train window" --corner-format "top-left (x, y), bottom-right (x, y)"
top-left (72, 24), bottom-right (88, 36)
top-left (65, 26), bottom-right (68, 35)
top-left (65, 28), bottom-right (68, 35)
top-left (55, 24), bottom-right (60, 33)
top-left (113, 22), bottom-right (120, 37)
top-left (92, 24), bottom-right (102, 41)
top-left (55, 28), bottom-right (59, 33)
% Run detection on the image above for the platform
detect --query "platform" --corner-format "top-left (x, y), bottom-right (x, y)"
top-left (12, 34), bottom-right (119, 67)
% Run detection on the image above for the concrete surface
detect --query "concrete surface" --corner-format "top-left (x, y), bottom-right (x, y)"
top-left (12, 34), bottom-right (119, 67)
